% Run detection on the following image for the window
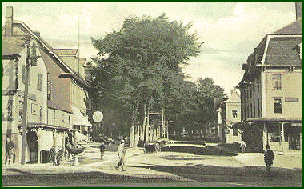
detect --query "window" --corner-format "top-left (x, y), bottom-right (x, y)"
top-left (39, 107), bottom-right (43, 121)
top-left (22, 65), bottom-right (26, 84)
top-left (31, 103), bottom-right (37, 115)
top-left (273, 74), bottom-right (282, 90)
top-left (233, 128), bottom-right (238, 136)
top-left (47, 81), bottom-right (52, 100)
top-left (232, 110), bottom-right (238, 118)
top-left (257, 99), bottom-right (261, 117)
top-left (274, 98), bottom-right (282, 114)
top-left (37, 74), bottom-right (42, 91)
top-left (7, 100), bottom-right (13, 121)
top-left (18, 100), bottom-right (23, 121)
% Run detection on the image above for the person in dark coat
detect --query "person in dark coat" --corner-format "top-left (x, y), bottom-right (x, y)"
top-left (5, 138), bottom-right (15, 165)
top-left (99, 142), bottom-right (105, 160)
top-left (264, 144), bottom-right (275, 176)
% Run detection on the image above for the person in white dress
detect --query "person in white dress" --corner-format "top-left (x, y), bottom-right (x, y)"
top-left (116, 140), bottom-right (126, 171)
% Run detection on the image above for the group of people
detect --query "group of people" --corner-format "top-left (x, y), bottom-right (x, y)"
top-left (99, 140), bottom-right (126, 171)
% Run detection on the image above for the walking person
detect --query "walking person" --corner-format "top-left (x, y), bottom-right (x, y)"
top-left (264, 144), bottom-right (275, 176)
top-left (116, 140), bottom-right (126, 171)
top-left (5, 138), bottom-right (15, 165)
top-left (99, 142), bottom-right (105, 160)
top-left (240, 141), bottom-right (246, 153)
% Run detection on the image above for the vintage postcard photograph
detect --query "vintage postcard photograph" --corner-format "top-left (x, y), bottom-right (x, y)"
top-left (2, 2), bottom-right (302, 187)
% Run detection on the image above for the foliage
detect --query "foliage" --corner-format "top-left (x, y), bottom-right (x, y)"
top-left (87, 14), bottom-right (201, 136)
top-left (86, 14), bottom-right (225, 137)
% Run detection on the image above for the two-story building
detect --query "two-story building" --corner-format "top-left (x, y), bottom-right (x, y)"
top-left (225, 88), bottom-right (242, 144)
top-left (237, 4), bottom-right (302, 152)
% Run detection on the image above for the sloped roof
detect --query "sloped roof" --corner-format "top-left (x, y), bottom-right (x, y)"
top-left (12, 21), bottom-right (91, 91)
top-left (274, 18), bottom-right (302, 35)
top-left (264, 37), bottom-right (302, 66)
top-left (2, 36), bottom-right (24, 56)
top-left (53, 49), bottom-right (78, 56)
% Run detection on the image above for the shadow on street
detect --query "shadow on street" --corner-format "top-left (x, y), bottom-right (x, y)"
top-left (133, 165), bottom-right (302, 187)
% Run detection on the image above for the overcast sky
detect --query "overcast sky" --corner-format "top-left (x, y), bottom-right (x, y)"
top-left (2, 2), bottom-right (297, 95)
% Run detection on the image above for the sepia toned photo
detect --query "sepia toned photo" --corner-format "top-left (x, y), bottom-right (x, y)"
top-left (2, 2), bottom-right (302, 187)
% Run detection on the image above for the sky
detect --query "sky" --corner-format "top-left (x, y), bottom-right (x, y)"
top-left (2, 2), bottom-right (297, 95)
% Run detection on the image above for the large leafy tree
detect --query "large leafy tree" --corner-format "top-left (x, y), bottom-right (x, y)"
top-left (87, 14), bottom-right (201, 137)
top-left (195, 78), bottom-right (226, 129)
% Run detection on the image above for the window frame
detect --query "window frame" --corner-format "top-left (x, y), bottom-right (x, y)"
top-left (273, 74), bottom-right (282, 90)
top-left (274, 98), bottom-right (282, 114)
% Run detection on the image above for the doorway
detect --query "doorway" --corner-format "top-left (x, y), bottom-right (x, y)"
top-left (26, 131), bottom-right (38, 163)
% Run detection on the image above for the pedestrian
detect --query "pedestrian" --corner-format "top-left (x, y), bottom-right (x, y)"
top-left (50, 146), bottom-right (57, 166)
top-left (264, 144), bottom-right (274, 176)
top-left (240, 141), bottom-right (246, 153)
top-left (116, 140), bottom-right (126, 171)
top-left (5, 138), bottom-right (15, 165)
top-left (99, 142), bottom-right (105, 160)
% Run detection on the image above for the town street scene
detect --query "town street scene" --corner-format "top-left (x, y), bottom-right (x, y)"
top-left (2, 2), bottom-right (302, 187)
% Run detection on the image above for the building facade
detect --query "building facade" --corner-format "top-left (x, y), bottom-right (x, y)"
top-left (225, 88), bottom-right (242, 144)
top-left (237, 7), bottom-right (302, 152)
top-left (53, 49), bottom-right (92, 142)
top-left (2, 6), bottom-right (91, 164)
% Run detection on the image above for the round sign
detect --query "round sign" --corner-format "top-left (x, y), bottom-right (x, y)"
top-left (93, 111), bottom-right (103, 122)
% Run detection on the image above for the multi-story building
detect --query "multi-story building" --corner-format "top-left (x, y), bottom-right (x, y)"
top-left (237, 4), bottom-right (302, 152)
top-left (225, 88), bottom-right (242, 144)
top-left (2, 6), bottom-right (91, 164)
top-left (53, 49), bottom-right (92, 142)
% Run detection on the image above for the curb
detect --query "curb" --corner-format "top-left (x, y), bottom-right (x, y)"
top-left (5, 168), bottom-right (32, 175)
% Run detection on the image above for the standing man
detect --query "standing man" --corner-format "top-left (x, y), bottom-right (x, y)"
top-left (5, 138), bottom-right (15, 165)
top-left (116, 140), bottom-right (126, 171)
top-left (99, 142), bottom-right (105, 160)
top-left (264, 144), bottom-right (275, 176)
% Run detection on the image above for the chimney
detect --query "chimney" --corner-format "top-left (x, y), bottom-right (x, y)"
top-left (5, 6), bottom-right (14, 36)
top-left (295, 2), bottom-right (302, 20)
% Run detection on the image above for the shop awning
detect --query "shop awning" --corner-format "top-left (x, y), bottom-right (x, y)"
top-left (72, 106), bottom-right (92, 127)
top-left (43, 125), bottom-right (74, 131)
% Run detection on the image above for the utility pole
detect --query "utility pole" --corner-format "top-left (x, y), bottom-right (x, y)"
top-left (21, 36), bottom-right (38, 164)
top-left (21, 37), bottom-right (30, 165)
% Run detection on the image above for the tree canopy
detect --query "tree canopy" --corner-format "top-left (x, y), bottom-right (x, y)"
top-left (86, 14), bottom-right (225, 138)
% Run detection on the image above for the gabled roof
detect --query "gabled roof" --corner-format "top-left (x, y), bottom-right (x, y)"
top-left (12, 21), bottom-right (91, 91)
top-left (2, 36), bottom-right (24, 56)
top-left (274, 18), bottom-right (302, 35)
top-left (264, 36), bottom-right (302, 66)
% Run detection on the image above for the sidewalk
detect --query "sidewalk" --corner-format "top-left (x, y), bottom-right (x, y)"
top-left (2, 147), bottom-right (190, 181)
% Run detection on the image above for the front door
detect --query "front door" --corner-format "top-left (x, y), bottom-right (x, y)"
top-left (26, 131), bottom-right (38, 163)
